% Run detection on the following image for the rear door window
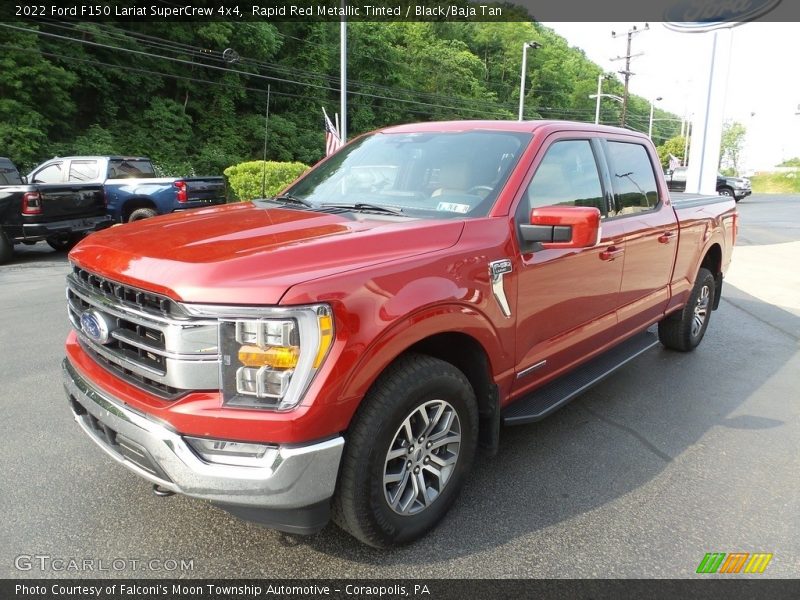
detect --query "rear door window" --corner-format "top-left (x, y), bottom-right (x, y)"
top-left (606, 142), bottom-right (659, 215)
top-left (108, 159), bottom-right (156, 179)
top-left (68, 160), bottom-right (100, 182)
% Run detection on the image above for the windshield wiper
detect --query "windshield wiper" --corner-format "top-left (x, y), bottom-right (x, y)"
top-left (323, 202), bottom-right (404, 215)
top-left (271, 194), bottom-right (315, 208)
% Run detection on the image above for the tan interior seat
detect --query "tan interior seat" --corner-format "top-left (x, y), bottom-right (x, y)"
top-left (432, 162), bottom-right (471, 197)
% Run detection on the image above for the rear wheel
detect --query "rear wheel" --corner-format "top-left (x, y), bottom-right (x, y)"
top-left (332, 354), bottom-right (478, 548)
top-left (128, 207), bottom-right (157, 222)
top-left (658, 267), bottom-right (716, 352)
top-left (0, 230), bottom-right (13, 264)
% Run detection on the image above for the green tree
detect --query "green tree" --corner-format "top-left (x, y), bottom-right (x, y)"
top-left (657, 136), bottom-right (687, 169)
top-left (719, 120), bottom-right (746, 174)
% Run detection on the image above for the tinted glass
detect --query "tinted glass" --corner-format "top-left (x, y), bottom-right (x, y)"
top-left (0, 160), bottom-right (22, 185)
top-left (108, 159), bottom-right (156, 179)
top-left (69, 160), bottom-right (100, 182)
top-left (32, 163), bottom-right (63, 184)
top-left (286, 131), bottom-right (531, 219)
top-left (522, 140), bottom-right (604, 214)
top-left (606, 142), bottom-right (659, 215)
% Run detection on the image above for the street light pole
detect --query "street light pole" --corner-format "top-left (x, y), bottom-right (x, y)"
top-left (518, 41), bottom-right (541, 121)
top-left (648, 96), bottom-right (663, 138)
top-left (594, 74), bottom-right (602, 125)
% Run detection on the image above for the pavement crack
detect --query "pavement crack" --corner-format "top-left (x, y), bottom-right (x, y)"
top-left (581, 405), bottom-right (673, 464)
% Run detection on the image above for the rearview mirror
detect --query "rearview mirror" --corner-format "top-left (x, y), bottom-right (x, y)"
top-left (520, 206), bottom-right (600, 249)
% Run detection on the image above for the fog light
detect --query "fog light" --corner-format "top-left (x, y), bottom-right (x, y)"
top-left (185, 436), bottom-right (275, 467)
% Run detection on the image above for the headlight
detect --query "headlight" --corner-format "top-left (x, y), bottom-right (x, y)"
top-left (218, 305), bottom-right (334, 410)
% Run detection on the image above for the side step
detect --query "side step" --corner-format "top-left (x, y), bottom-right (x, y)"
top-left (502, 329), bottom-right (660, 426)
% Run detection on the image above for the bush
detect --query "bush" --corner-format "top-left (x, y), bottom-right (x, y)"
top-left (750, 173), bottom-right (800, 194)
top-left (223, 160), bottom-right (309, 201)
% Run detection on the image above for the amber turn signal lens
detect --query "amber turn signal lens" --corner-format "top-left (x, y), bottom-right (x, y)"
top-left (238, 345), bottom-right (299, 369)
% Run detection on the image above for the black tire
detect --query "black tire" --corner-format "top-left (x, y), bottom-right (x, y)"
top-left (128, 207), bottom-right (157, 222)
top-left (0, 230), bottom-right (13, 265)
top-left (658, 267), bottom-right (716, 352)
top-left (719, 186), bottom-right (737, 201)
top-left (46, 234), bottom-right (82, 252)
top-left (332, 353), bottom-right (479, 548)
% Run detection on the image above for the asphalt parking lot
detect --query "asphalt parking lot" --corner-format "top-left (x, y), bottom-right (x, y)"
top-left (1, 194), bottom-right (798, 578)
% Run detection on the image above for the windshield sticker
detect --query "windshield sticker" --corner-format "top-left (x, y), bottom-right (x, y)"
top-left (436, 202), bottom-right (470, 214)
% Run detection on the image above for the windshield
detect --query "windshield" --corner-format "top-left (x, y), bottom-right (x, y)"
top-left (285, 130), bottom-right (531, 219)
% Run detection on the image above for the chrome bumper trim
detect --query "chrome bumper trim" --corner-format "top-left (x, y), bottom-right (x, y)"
top-left (62, 359), bottom-right (344, 509)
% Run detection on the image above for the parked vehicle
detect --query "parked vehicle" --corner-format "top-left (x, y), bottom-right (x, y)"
top-left (0, 156), bottom-right (110, 264)
top-left (62, 121), bottom-right (737, 547)
top-left (27, 156), bottom-right (226, 223)
top-left (665, 166), bottom-right (752, 202)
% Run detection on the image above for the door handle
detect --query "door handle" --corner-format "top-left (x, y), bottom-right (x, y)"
top-left (599, 246), bottom-right (624, 261)
top-left (658, 231), bottom-right (677, 244)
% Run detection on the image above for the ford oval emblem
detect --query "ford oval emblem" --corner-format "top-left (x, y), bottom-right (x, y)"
top-left (664, 0), bottom-right (782, 32)
top-left (80, 310), bottom-right (113, 345)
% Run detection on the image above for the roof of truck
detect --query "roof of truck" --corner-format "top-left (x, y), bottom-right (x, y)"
top-left (379, 120), bottom-right (648, 138)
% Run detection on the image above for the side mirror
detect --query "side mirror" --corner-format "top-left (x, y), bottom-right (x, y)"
top-left (520, 206), bottom-right (600, 249)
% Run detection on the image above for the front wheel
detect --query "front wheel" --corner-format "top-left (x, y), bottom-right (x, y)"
top-left (658, 267), bottom-right (716, 352)
top-left (332, 354), bottom-right (478, 548)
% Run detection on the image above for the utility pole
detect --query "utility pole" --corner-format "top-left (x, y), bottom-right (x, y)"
top-left (611, 24), bottom-right (648, 128)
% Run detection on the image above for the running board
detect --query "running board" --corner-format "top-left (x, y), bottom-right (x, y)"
top-left (502, 329), bottom-right (660, 426)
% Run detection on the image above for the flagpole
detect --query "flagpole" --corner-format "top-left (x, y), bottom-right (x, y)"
top-left (260, 84), bottom-right (271, 198)
top-left (340, 2), bottom-right (347, 144)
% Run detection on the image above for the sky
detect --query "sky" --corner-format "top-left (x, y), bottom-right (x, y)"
top-left (543, 22), bottom-right (800, 172)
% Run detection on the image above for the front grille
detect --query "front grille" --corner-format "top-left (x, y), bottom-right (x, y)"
top-left (71, 265), bottom-right (183, 318)
top-left (78, 339), bottom-right (183, 400)
top-left (67, 266), bottom-right (219, 399)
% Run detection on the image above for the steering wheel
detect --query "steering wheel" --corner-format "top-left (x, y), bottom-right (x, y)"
top-left (466, 185), bottom-right (493, 198)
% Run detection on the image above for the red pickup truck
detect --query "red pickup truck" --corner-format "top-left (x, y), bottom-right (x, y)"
top-left (62, 121), bottom-right (736, 548)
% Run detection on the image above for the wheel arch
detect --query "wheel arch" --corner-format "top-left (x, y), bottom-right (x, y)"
top-left (122, 197), bottom-right (158, 221)
top-left (339, 307), bottom-right (509, 454)
top-left (699, 242), bottom-right (723, 310)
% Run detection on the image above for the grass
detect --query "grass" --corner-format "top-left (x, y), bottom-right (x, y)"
top-left (750, 173), bottom-right (800, 194)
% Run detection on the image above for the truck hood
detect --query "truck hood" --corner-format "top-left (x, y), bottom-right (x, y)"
top-left (70, 202), bottom-right (465, 305)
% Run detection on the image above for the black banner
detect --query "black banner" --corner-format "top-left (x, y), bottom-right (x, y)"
top-left (0, 0), bottom-right (795, 23)
top-left (4, 579), bottom-right (800, 600)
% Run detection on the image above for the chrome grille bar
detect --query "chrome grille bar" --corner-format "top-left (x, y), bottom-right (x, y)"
top-left (67, 268), bottom-right (220, 396)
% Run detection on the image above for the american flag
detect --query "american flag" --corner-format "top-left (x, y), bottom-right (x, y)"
top-left (668, 153), bottom-right (682, 171)
top-left (323, 108), bottom-right (343, 157)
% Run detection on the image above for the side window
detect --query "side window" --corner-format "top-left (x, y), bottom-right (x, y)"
top-left (519, 140), bottom-right (604, 220)
top-left (606, 142), bottom-right (659, 215)
top-left (68, 160), bottom-right (99, 182)
top-left (32, 162), bottom-right (63, 184)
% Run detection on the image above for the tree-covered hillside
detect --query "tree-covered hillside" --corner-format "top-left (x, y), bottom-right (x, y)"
top-left (0, 21), bottom-right (681, 174)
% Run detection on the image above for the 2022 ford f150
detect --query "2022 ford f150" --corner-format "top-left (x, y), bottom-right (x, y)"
top-left (62, 121), bottom-right (736, 547)
top-left (27, 156), bottom-right (226, 223)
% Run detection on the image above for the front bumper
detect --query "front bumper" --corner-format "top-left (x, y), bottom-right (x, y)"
top-left (62, 358), bottom-right (344, 514)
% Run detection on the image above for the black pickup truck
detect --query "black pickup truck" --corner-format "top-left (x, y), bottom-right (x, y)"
top-left (665, 166), bottom-right (752, 202)
top-left (0, 157), bottom-right (112, 264)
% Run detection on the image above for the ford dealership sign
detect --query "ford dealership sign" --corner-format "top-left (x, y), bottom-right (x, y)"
top-left (664, 0), bottom-right (782, 32)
